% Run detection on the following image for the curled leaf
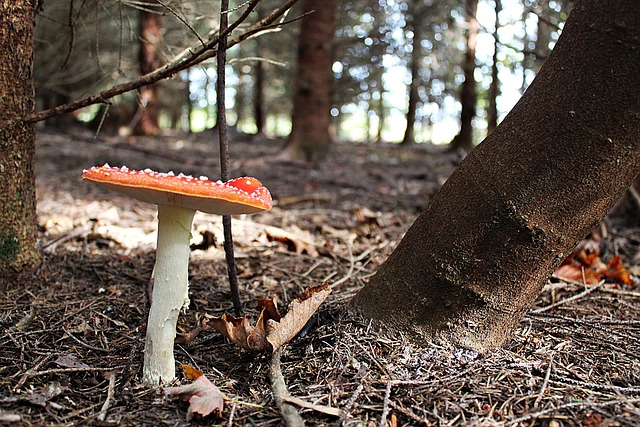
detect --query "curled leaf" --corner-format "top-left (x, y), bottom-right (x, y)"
top-left (266, 283), bottom-right (331, 351)
top-left (209, 283), bottom-right (331, 353)
top-left (164, 374), bottom-right (225, 421)
top-left (207, 311), bottom-right (270, 352)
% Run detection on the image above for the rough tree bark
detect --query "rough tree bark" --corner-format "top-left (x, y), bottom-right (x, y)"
top-left (450, 0), bottom-right (479, 152)
top-left (351, 0), bottom-right (640, 352)
top-left (0, 0), bottom-right (41, 278)
top-left (278, 0), bottom-right (337, 162)
top-left (134, 4), bottom-right (163, 136)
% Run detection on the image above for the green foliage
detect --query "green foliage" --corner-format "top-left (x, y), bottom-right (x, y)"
top-left (0, 230), bottom-right (20, 263)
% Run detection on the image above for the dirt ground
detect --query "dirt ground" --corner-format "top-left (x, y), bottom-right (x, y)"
top-left (1, 126), bottom-right (639, 426)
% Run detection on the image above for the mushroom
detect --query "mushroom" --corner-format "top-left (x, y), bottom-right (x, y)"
top-left (82, 165), bottom-right (272, 385)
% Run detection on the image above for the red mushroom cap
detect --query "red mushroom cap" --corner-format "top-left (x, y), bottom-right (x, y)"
top-left (82, 165), bottom-right (272, 215)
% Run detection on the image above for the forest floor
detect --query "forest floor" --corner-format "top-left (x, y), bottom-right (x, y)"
top-left (1, 126), bottom-right (640, 426)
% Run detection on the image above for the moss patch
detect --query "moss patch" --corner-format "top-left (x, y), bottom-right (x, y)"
top-left (0, 230), bottom-right (20, 263)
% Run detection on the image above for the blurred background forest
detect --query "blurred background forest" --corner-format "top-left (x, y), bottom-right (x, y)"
top-left (33, 0), bottom-right (570, 147)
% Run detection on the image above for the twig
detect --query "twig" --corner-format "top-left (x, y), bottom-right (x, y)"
top-left (533, 355), bottom-right (553, 408)
top-left (270, 347), bottom-right (305, 427)
top-left (14, 354), bottom-right (56, 390)
top-left (62, 326), bottom-right (110, 353)
top-left (339, 382), bottom-right (364, 425)
top-left (506, 397), bottom-right (640, 425)
top-left (388, 401), bottom-right (429, 425)
top-left (346, 335), bottom-right (390, 377)
top-left (97, 372), bottom-right (116, 421)
top-left (217, 0), bottom-right (243, 317)
top-left (378, 380), bottom-right (392, 427)
top-left (23, 366), bottom-right (124, 379)
top-left (332, 237), bottom-right (355, 287)
top-left (227, 400), bottom-right (238, 427)
top-left (282, 395), bottom-right (341, 417)
top-left (531, 282), bottom-right (602, 313)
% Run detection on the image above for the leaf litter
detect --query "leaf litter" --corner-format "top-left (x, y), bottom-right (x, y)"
top-left (0, 128), bottom-right (639, 425)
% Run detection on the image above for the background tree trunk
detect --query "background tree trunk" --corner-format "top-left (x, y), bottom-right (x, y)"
top-left (279, 0), bottom-right (337, 162)
top-left (487, 0), bottom-right (502, 134)
top-left (253, 58), bottom-right (266, 136)
top-left (135, 5), bottom-right (162, 136)
top-left (450, 0), bottom-right (479, 152)
top-left (0, 0), bottom-right (41, 277)
top-left (351, 0), bottom-right (640, 352)
top-left (402, 12), bottom-right (422, 146)
top-left (534, 1), bottom-right (552, 73)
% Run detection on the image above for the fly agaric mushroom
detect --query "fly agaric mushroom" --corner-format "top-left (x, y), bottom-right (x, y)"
top-left (82, 165), bottom-right (272, 385)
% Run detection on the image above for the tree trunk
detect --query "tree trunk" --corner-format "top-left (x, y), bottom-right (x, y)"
top-left (450, 0), bottom-right (479, 152)
top-left (401, 16), bottom-right (422, 146)
top-left (374, 87), bottom-right (385, 144)
top-left (253, 58), bottom-right (266, 136)
top-left (351, 0), bottom-right (640, 352)
top-left (135, 6), bottom-right (162, 136)
top-left (279, 0), bottom-right (337, 162)
top-left (534, 1), bottom-right (551, 73)
top-left (486, 0), bottom-right (502, 134)
top-left (0, 0), bottom-right (41, 278)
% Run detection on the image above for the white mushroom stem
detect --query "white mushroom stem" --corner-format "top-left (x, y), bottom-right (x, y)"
top-left (142, 204), bottom-right (195, 385)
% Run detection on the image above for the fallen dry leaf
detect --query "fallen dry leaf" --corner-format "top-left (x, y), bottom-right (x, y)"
top-left (553, 263), bottom-right (602, 285)
top-left (207, 310), bottom-right (271, 352)
top-left (266, 283), bottom-right (331, 351)
top-left (209, 283), bottom-right (331, 352)
top-left (164, 374), bottom-right (225, 421)
top-left (554, 247), bottom-right (636, 286)
top-left (181, 364), bottom-right (204, 381)
top-left (604, 255), bottom-right (636, 286)
top-left (263, 225), bottom-right (319, 257)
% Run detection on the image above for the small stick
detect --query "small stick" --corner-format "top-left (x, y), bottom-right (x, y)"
top-left (216, 0), bottom-right (243, 317)
top-left (378, 380), bottom-right (392, 427)
top-left (533, 355), bottom-right (553, 408)
top-left (339, 382), bottom-right (364, 425)
top-left (97, 372), bottom-right (117, 421)
top-left (270, 347), bottom-right (305, 427)
top-left (532, 282), bottom-right (602, 313)
top-left (227, 400), bottom-right (238, 427)
top-left (14, 354), bottom-right (55, 390)
top-left (282, 395), bottom-right (341, 417)
top-left (62, 326), bottom-right (110, 353)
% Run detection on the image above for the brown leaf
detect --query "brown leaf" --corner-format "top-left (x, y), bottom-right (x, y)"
top-left (604, 255), bottom-right (636, 286)
top-left (553, 263), bottom-right (602, 284)
top-left (266, 283), bottom-right (331, 352)
top-left (181, 364), bottom-right (203, 380)
top-left (582, 412), bottom-right (603, 426)
top-left (207, 312), bottom-right (270, 352)
top-left (208, 284), bottom-right (331, 353)
top-left (555, 247), bottom-right (636, 286)
top-left (264, 225), bottom-right (319, 257)
top-left (164, 374), bottom-right (225, 421)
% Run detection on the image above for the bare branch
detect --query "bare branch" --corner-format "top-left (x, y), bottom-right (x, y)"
top-left (24, 0), bottom-right (301, 124)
